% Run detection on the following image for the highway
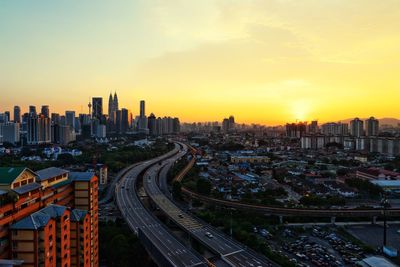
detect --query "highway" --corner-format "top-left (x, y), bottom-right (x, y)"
top-left (143, 143), bottom-right (278, 267)
top-left (115, 145), bottom-right (207, 267)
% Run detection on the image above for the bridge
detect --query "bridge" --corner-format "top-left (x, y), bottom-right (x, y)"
top-left (143, 142), bottom-right (278, 267)
top-left (115, 145), bottom-right (207, 267)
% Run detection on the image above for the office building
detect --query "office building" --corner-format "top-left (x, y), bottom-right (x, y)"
top-left (29, 106), bottom-right (36, 116)
top-left (27, 114), bottom-right (51, 145)
top-left (4, 112), bottom-right (10, 123)
top-left (365, 116), bottom-right (379, 136)
top-left (1, 123), bottom-right (20, 144)
top-left (13, 106), bottom-right (21, 123)
top-left (107, 92), bottom-right (119, 122)
top-left (0, 167), bottom-right (98, 266)
top-left (59, 124), bottom-right (76, 145)
top-left (92, 98), bottom-right (103, 120)
top-left (66, 111), bottom-right (76, 131)
top-left (121, 108), bottom-right (129, 133)
top-left (0, 113), bottom-right (9, 123)
top-left (148, 113), bottom-right (156, 136)
top-left (41, 105), bottom-right (49, 118)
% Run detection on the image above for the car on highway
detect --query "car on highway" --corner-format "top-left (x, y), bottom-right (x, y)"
top-left (178, 214), bottom-right (184, 218)
top-left (205, 232), bottom-right (214, 238)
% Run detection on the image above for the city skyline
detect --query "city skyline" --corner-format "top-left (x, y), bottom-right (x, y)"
top-left (1, 1), bottom-right (400, 124)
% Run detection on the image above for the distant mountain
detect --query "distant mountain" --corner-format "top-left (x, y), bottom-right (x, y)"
top-left (338, 117), bottom-right (400, 126)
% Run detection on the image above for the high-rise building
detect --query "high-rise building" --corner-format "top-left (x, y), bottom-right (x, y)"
top-left (65, 111), bottom-right (76, 130)
top-left (148, 113), bottom-right (156, 136)
top-left (113, 92), bottom-right (119, 111)
top-left (13, 106), bottom-right (21, 123)
top-left (308, 120), bottom-right (318, 133)
top-left (92, 97), bottom-right (103, 120)
top-left (108, 93), bottom-right (114, 120)
top-left (0, 167), bottom-right (99, 266)
top-left (350, 118), bottom-right (364, 137)
top-left (0, 113), bottom-right (8, 123)
top-left (321, 122), bottom-right (348, 136)
top-left (286, 122), bottom-right (307, 138)
top-left (140, 100), bottom-right (145, 117)
top-left (4, 111), bottom-right (10, 123)
top-left (365, 116), bottom-right (379, 136)
top-left (41, 105), bottom-right (50, 118)
top-left (27, 114), bottom-right (51, 145)
top-left (1, 122), bottom-right (20, 144)
top-left (228, 115), bottom-right (235, 130)
top-left (51, 113), bottom-right (60, 125)
top-left (121, 108), bottom-right (129, 133)
top-left (29, 105), bottom-right (36, 116)
top-left (115, 110), bottom-right (122, 133)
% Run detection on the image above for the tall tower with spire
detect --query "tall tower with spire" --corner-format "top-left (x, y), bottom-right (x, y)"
top-left (113, 91), bottom-right (119, 112)
top-left (108, 92), bottom-right (114, 121)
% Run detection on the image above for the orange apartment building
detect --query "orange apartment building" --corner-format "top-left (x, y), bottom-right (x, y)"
top-left (0, 167), bottom-right (98, 267)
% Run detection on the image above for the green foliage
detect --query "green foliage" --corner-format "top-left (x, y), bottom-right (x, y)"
top-left (172, 181), bottom-right (182, 200)
top-left (213, 142), bottom-right (244, 151)
top-left (345, 178), bottom-right (383, 197)
top-left (99, 221), bottom-right (155, 267)
top-left (299, 194), bottom-right (346, 207)
top-left (196, 178), bottom-right (212, 195)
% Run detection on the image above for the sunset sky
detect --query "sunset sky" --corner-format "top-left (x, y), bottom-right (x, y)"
top-left (1, 0), bottom-right (400, 125)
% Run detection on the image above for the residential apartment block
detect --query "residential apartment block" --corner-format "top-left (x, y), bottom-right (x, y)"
top-left (0, 167), bottom-right (98, 267)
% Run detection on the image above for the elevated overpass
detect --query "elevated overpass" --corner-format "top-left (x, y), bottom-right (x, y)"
top-left (144, 143), bottom-right (278, 267)
top-left (115, 145), bottom-right (207, 267)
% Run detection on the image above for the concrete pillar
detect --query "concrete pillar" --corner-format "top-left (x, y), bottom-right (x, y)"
top-left (330, 217), bottom-right (336, 224)
top-left (372, 216), bottom-right (377, 224)
top-left (279, 215), bottom-right (283, 224)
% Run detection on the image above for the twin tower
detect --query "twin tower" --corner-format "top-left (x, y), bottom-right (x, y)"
top-left (108, 92), bottom-right (119, 120)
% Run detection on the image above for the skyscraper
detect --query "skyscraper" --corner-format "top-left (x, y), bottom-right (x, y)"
top-left (148, 113), bottom-right (156, 136)
top-left (114, 91), bottom-right (119, 111)
top-left (41, 105), bottom-right (49, 118)
top-left (140, 100), bottom-right (145, 117)
top-left (13, 106), bottom-right (21, 123)
top-left (108, 93), bottom-right (114, 120)
top-left (121, 108), bottom-right (129, 133)
top-left (29, 105), bottom-right (36, 116)
top-left (138, 100), bottom-right (147, 133)
top-left (65, 111), bottom-right (76, 131)
top-left (92, 97), bottom-right (103, 120)
top-left (350, 118), bottom-right (364, 137)
top-left (4, 111), bottom-right (10, 123)
top-left (365, 116), bottom-right (379, 136)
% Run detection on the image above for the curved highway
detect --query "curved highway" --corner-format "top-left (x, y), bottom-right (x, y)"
top-left (143, 143), bottom-right (278, 267)
top-left (115, 145), bottom-right (207, 267)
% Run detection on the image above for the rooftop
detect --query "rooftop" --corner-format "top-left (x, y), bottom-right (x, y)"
top-left (39, 204), bottom-right (68, 218)
top-left (11, 212), bottom-right (51, 230)
top-left (0, 167), bottom-right (30, 185)
top-left (36, 167), bottom-right (69, 181)
top-left (358, 256), bottom-right (398, 267)
top-left (12, 182), bottom-right (41, 195)
top-left (69, 172), bottom-right (95, 182)
top-left (70, 209), bottom-right (88, 222)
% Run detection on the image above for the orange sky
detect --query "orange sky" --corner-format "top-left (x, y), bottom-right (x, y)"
top-left (1, 1), bottom-right (400, 125)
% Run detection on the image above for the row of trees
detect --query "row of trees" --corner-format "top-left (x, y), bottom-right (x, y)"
top-left (99, 220), bottom-right (156, 267)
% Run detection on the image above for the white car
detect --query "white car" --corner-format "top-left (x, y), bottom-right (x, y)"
top-left (205, 232), bottom-right (214, 238)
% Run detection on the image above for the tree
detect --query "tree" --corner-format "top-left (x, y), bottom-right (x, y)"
top-left (196, 178), bottom-right (212, 195)
top-left (57, 153), bottom-right (75, 165)
top-left (172, 181), bottom-right (182, 200)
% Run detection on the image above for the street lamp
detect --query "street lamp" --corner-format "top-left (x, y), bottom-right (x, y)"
top-left (381, 193), bottom-right (390, 247)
